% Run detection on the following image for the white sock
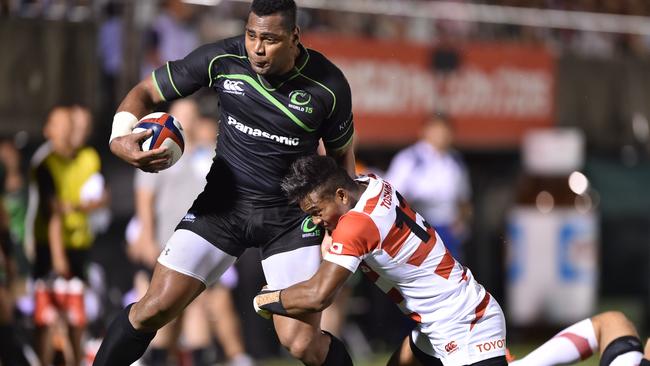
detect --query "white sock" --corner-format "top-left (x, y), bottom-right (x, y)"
top-left (510, 318), bottom-right (599, 366)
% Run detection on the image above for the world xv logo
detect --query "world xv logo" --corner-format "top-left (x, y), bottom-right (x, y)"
top-left (301, 217), bottom-right (321, 238)
top-left (288, 90), bottom-right (313, 114)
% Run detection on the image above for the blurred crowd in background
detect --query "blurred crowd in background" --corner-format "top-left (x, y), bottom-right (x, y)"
top-left (4, 0), bottom-right (650, 58)
top-left (1, 0), bottom-right (650, 365)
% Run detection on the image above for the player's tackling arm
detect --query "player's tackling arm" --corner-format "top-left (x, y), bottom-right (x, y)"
top-left (109, 76), bottom-right (171, 173)
top-left (254, 261), bottom-right (352, 317)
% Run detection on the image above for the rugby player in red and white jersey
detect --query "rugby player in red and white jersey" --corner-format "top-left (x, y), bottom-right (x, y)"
top-left (255, 155), bottom-right (507, 366)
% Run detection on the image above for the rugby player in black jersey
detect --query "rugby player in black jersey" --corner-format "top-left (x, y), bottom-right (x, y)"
top-left (94, 0), bottom-right (355, 365)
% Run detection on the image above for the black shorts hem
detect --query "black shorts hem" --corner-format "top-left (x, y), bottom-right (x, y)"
top-left (174, 222), bottom-right (245, 258)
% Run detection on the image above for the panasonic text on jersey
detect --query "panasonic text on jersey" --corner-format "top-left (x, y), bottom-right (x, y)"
top-left (227, 116), bottom-right (300, 146)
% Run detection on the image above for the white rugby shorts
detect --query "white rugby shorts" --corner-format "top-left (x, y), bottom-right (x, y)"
top-left (411, 295), bottom-right (507, 366)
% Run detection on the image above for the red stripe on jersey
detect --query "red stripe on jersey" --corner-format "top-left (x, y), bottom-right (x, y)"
top-left (363, 190), bottom-right (381, 214)
top-left (409, 312), bottom-right (422, 323)
top-left (359, 262), bottom-right (379, 283)
top-left (434, 249), bottom-right (455, 279)
top-left (387, 288), bottom-right (404, 304)
top-left (383, 223), bottom-right (410, 258)
top-left (383, 201), bottom-right (419, 257)
top-left (470, 293), bottom-right (491, 331)
top-left (557, 333), bottom-right (593, 360)
top-left (407, 227), bottom-right (437, 266)
top-left (332, 212), bottom-right (381, 256)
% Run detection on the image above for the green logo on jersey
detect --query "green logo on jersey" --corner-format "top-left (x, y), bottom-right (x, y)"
top-left (289, 90), bottom-right (311, 106)
top-left (301, 216), bottom-right (321, 238)
top-left (301, 216), bottom-right (318, 233)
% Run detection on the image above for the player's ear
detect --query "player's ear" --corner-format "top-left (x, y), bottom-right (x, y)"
top-left (292, 26), bottom-right (300, 45)
top-left (336, 188), bottom-right (348, 204)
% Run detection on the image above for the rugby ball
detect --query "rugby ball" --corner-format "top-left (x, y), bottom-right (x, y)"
top-left (133, 112), bottom-right (185, 168)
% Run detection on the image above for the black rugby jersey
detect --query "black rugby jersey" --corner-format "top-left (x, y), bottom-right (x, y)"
top-left (152, 35), bottom-right (354, 199)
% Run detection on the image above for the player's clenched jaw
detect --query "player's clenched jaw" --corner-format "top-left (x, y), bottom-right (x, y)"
top-left (245, 12), bottom-right (300, 76)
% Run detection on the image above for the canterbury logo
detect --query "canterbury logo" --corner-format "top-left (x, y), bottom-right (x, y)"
top-left (223, 80), bottom-right (244, 92)
top-left (445, 341), bottom-right (458, 354)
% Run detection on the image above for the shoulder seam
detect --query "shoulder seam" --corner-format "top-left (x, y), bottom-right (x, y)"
top-left (208, 53), bottom-right (248, 87)
top-left (166, 62), bottom-right (183, 97)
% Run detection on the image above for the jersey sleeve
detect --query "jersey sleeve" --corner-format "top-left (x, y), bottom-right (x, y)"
top-left (152, 41), bottom-right (231, 102)
top-left (325, 212), bottom-right (380, 272)
top-left (320, 69), bottom-right (354, 153)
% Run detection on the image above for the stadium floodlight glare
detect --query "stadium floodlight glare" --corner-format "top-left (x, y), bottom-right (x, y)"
top-left (568, 171), bottom-right (589, 196)
top-left (217, 0), bottom-right (650, 36)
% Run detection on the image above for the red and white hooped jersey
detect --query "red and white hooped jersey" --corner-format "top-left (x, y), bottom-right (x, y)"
top-left (325, 175), bottom-right (491, 331)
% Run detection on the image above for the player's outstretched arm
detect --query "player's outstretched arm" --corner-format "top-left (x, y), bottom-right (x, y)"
top-left (109, 76), bottom-right (170, 173)
top-left (254, 261), bottom-right (352, 318)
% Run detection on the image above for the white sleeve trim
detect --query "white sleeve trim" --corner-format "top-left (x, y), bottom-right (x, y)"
top-left (324, 253), bottom-right (361, 273)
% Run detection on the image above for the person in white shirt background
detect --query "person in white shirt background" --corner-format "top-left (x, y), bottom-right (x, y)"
top-left (128, 99), bottom-right (254, 366)
top-left (384, 113), bottom-right (472, 260)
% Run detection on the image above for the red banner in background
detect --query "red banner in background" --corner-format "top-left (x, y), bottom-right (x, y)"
top-left (302, 33), bottom-right (555, 148)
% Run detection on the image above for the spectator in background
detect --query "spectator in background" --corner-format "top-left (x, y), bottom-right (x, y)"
top-left (0, 139), bottom-right (30, 366)
top-left (385, 113), bottom-right (471, 260)
top-left (97, 2), bottom-right (124, 116)
top-left (0, 138), bottom-right (29, 274)
top-left (141, 0), bottom-right (199, 78)
top-left (71, 105), bottom-right (111, 235)
top-left (130, 99), bottom-right (253, 366)
top-left (29, 106), bottom-right (107, 365)
top-left (193, 114), bottom-right (255, 366)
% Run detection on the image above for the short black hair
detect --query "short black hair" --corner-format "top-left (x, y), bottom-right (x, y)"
top-left (425, 110), bottom-right (453, 128)
top-left (282, 155), bottom-right (356, 204)
top-left (250, 0), bottom-right (297, 31)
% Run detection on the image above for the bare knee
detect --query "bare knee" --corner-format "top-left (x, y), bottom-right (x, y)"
top-left (592, 310), bottom-right (637, 345)
top-left (597, 311), bottom-right (628, 322)
top-left (130, 296), bottom-right (180, 331)
top-left (129, 264), bottom-right (205, 331)
top-left (278, 330), bottom-right (318, 360)
top-left (592, 311), bottom-right (630, 330)
top-left (276, 326), bottom-right (330, 365)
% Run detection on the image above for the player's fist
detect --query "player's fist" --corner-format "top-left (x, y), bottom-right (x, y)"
top-left (253, 288), bottom-right (285, 319)
top-left (110, 131), bottom-right (171, 173)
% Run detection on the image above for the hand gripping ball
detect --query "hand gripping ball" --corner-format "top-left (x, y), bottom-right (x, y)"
top-left (133, 112), bottom-right (185, 168)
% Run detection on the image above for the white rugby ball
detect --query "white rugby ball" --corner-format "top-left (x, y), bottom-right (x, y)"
top-left (132, 112), bottom-right (185, 168)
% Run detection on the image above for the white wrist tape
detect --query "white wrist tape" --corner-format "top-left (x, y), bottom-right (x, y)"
top-left (109, 111), bottom-right (139, 145)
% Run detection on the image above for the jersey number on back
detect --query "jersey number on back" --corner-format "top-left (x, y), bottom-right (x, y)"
top-left (394, 192), bottom-right (431, 243)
